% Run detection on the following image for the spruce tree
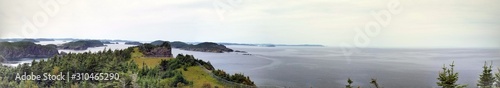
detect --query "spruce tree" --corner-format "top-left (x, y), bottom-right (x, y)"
top-left (370, 79), bottom-right (380, 88)
top-left (478, 61), bottom-right (495, 88)
top-left (495, 68), bottom-right (500, 87)
top-left (346, 78), bottom-right (353, 88)
top-left (437, 62), bottom-right (467, 88)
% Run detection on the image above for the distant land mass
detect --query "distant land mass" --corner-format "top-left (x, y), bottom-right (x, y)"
top-left (0, 38), bottom-right (54, 42)
top-left (0, 41), bottom-right (59, 61)
top-left (169, 41), bottom-right (234, 53)
top-left (0, 38), bottom-right (138, 43)
top-left (1, 38), bottom-right (324, 47)
top-left (218, 42), bottom-right (324, 47)
top-left (100, 41), bottom-right (118, 44)
top-left (19, 39), bottom-right (40, 43)
top-left (125, 42), bottom-right (143, 45)
top-left (150, 40), bottom-right (167, 46)
top-left (170, 41), bottom-right (190, 48)
top-left (58, 40), bottom-right (106, 50)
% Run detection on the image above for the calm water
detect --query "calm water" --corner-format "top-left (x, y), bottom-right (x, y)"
top-left (174, 46), bottom-right (500, 88)
top-left (3, 41), bottom-right (500, 88)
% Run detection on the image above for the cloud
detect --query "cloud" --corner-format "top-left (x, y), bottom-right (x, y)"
top-left (0, 0), bottom-right (499, 48)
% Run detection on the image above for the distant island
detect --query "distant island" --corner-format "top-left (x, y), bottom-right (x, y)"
top-left (170, 41), bottom-right (190, 48)
top-left (150, 40), bottom-right (167, 46)
top-left (125, 42), bottom-right (143, 45)
top-left (19, 39), bottom-right (40, 43)
top-left (169, 41), bottom-right (234, 53)
top-left (100, 41), bottom-right (118, 44)
top-left (0, 41), bottom-right (59, 61)
top-left (217, 43), bottom-right (324, 47)
top-left (58, 40), bottom-right (106, 50)
top-left (0, 38), bottom-right (324, 47)
top-left (0, 38), bottom-right (55, 42)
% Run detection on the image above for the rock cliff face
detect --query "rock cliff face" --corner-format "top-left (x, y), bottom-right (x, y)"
top-left (58, 40), bottom-right (105, 50)
top-left (0, 42), bottom-right (59, 60)
top-left (180, 42), bottom-right (234, 53)
top-left (145, 47), bottom-right (172, 57)
top-left (138, 42), bottom-right (172, 57)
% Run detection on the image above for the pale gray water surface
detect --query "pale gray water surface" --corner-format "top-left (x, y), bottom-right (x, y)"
top-left (175, 46), bottom-right (500, 88)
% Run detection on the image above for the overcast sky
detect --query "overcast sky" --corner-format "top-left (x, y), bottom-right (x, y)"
top-left (0, 0), bottom-right (499, 48)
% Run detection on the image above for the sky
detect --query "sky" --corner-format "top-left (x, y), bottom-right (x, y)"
top-left (0, 0), bottom-right (499, 48)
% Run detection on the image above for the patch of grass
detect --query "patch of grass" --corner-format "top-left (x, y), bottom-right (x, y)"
top-left (130, 47), bottom-right (226, 88)
top-left (131, 47), bottom-right (171, 68)
top-left (132, 57), bottom-right (171, 69)
top-left (181, 66), bottom-right (225, 88)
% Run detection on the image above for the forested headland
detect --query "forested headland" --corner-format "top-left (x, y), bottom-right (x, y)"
top-left (0, 42), bottom-right (58, 61)
top-left (58, 40), bottom-right (106, 50)
top-left (170, 42), bottom-right (234, 53)
top-left (0, 42), bottom-right (255, 88)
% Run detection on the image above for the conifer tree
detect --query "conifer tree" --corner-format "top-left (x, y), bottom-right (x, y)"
top-left (478, 61), bottom-right (495, 88)
top-left (495, 68), bottom-right (500, 87)
top-left (346, 78), bottom-right (353, 88)
top-left (370, 79), bottom-right (380, 88)
top-left (437, 62), bottom-right (467, 88)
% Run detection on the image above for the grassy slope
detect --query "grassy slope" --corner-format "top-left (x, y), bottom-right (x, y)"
top-left (130, 47), bottom-right (225, 87)
top-left (181, 66), bottom-right (226, 88)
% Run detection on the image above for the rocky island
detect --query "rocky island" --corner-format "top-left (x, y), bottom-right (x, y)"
top-left (0, 41), bottom-right (59, 61)
top-left (58, 40), bottom-right (106, 50)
